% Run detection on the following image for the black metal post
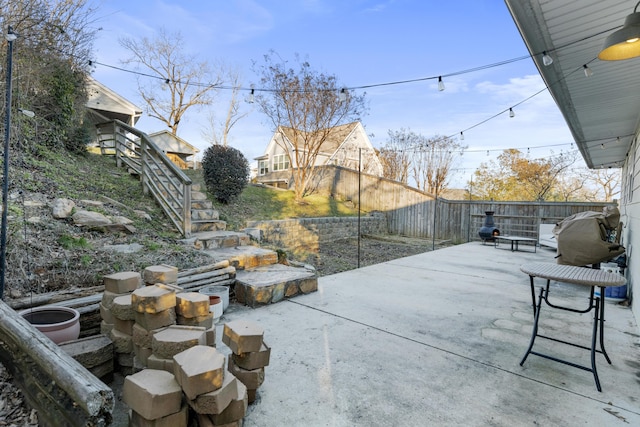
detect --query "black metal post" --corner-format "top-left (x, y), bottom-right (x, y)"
top-left (357, 148), bottom-right (361, 268)
top-left (1, 27), bottom-right (16, 300)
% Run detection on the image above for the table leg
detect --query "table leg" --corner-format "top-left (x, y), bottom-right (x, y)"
top-left (529, 275), bottom-right (537, 316)
top-left (591, 296), bottom-right (602, 392)
top-left (521, 286), bottom-right (545, 366)
top-left (598, 287), bottom-right (612, 364)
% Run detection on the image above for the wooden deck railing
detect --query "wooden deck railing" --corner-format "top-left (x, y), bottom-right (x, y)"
top-left (96, 120), bottom-right (192, 237)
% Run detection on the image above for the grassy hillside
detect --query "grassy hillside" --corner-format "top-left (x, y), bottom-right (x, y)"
top-left (4, 148), bottom-right (359, 298)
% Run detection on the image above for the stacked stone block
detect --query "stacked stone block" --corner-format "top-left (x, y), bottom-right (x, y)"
top-left (175, 292), bottom-right (213, 329)
top-left (223, 320), bottom-right (269, 404)
top-left (143, 265), bottom-right (178, 286)
top-left (123, 369), bottom-right (188, 427)
top-left (99, 272), bottom-right (141, 375)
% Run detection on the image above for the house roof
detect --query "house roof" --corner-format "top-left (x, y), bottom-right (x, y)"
top-left (279, 122), bottom-right (360, 155)
top-left (505, 0), bottom-right (640, 169)
top-left (85, 76), bottom-right (143, 125)
top-left (146, 130), bottom-right (200, 155)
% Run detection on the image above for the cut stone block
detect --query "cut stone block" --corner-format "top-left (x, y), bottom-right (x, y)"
top-left (59, 335), bottom-right (113, 369)
top-left (103, 271), bottom-right (141, 294)
top-left (132, 323), bottom-right (167, 349)
top-left (152, 325), bottom-right (206, 360)
top-left (188, 371), bottom-right (238, 415)
top-left (99, 302), bottom-right (114, 324)
top-left (132, 285), bottom-right (176, 314)
top-left (101, 290), bottom-right (121, 309)
top-left (209, 379), bottom-right (248, 425)
top-left (147, 355), bottom-right (174, 373)
top-left (222, 320), bottom-right (264, 354)
top-left (143, 265), bottom-right (178, 285)
top-left (130, 403), bottom-right (188, 427)
top-left (247, 388), bottom-right (257, 404)
top-left (122, 369), bottom-right (182, 421)
top-left (134, 344), bottom-right (153, 366)
top-left (176, 292), bottom-right (210, 318)
top-left (176, 313), bottom-right (213, 329)
top-left (231, 342), bottom-right (270, 370)
top-left (173, 345), bottom-right (225, 400)
top-left (111, 294), bottom-right (135, 320)
top-left (118, 351), bottom-right (135, 368)
top-left (114, 317), bottom-right (135, 335)
top-left (227, 357), bottom-right (265, 390)
top-left (205, 327), bottom-right (216, 347)
top-left (100, 320), bottom-right (114, 336)
top-left (235, 263), bottom-right (317, 307)
top-left (109, 328), bottom-right (133, 354)
top-left (134, 308), bottom-right (176, 331)
top-left (196, 413), bottom-right (244, 427)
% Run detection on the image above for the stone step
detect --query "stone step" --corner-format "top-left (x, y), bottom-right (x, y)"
top-left (203, 245), bottom-right (277, 270)
top-left (234, 264), bottom-right (318, 307)
top-left (191, 199), bottom-right (214, 210)
top-left (191, 209), bottom-right (220, 221)
top-left (192, 231), bottom-right (252, 250)
top-left (191, 220), bottom-right (227, 233)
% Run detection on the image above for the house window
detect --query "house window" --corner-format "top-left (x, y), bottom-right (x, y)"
top-left (272, 154), bottom-right (289, 171)
top-left (259, 160), bottom-right (269, 175)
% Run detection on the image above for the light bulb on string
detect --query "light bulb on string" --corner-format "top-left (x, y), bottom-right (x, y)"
top-left (542, 51), bottom-right (553, 66)
top-left (583, 64), bottom-right (593, 77)
top-left (248, 84), bottom-right (255, 103)
top-left (460, 132), bottom-right (464, 141)
top-left (601, 143), bottom-right (606, 149)
top-left (338, 88), bottom-right (347, 102)
top-left (437, 76), bottom-right (445, 91)
top-left (509, 108), bottom-right (515, 118)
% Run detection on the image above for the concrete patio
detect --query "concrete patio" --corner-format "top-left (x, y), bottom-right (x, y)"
top-left (218, 241), bottom-right (640, 426)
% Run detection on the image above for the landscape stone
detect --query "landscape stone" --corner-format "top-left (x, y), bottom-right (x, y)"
top-left (100, 320), bottom-right (114, 336)
top-left (114, 317), bottom-right (135, 335)
top-left (222, 320), bottom-right (264, 354)
top-left (231, 342), bottom-right (271, 370)
top-left (143, 265), bottom-right (178, 285)
top-left (132, 285), bottom-right (176, 314)
top-left (208, 380), bottom-right (248, 425)
top-left (129, 403), bottom-right (188, 427)
top-left (227, 357), bottom-right (265, 390)
top-left (101, 290), bottom-right (121, 309)
top-left (188, 371), bottom-right (239, 415)
top-left (72, 209), bottom-right (111, 226)
top-left (103, 271), bottom-right (141, 294)
top-left (111, 294), bottom-right (135, 320)
top-left (173, 345), bottom-right (225, 400)
top-left (147, 354), bottom-right (174, 373)
top-left (122, 369), bottom-right (182, 421)
top-left (51, 198), bottom-right (75, 219)
top-left (135, 308), bottom-right (176, 331)
top-left (132, 324), bottom-right (167, 349)
top-left (109, 328), bottom-right (133, 354)
top-left (176, 292), bottom-right (210, 318)
top-left (152, 325), bottom-right (206, 359)
top-left (176, 313), bottom-right (213, 329)
top-left (99, 302), bottom-right (114, 324)
top-left (59, 335), bottom-right (113, 369)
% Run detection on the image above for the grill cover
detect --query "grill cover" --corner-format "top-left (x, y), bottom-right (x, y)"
top-left (554, 206), bottom-right (625, 266)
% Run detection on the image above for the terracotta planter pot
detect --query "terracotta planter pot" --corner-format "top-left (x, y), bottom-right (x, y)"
top-left (208, 295), bottom-right (224, 322)
top-left (19, 306), bottom-right (81, 344)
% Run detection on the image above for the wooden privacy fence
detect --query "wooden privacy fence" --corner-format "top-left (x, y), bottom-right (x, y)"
top-left (310, 166), bottom-right (616, 243)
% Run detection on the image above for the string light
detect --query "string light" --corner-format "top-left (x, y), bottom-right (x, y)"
top-left (248, 84), bottom-right (255, 103)
top-left (583, 64), bottom-right (593, 77)
top-left (338, 88), bottom-right (347, 102)
top-left (509, 108), bottom-right (515, 118)
top-left (601, 143), bottom-right (606, 149)
top-left (460, 132), bottom-right (464, 141)
top-left (437, 76), bottom-right (445, 92)
top-left (542, 51), bottom-right (553, 66)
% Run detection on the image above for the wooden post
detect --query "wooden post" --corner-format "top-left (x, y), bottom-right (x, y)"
top-left (0, 300), bottom-right (113, 426)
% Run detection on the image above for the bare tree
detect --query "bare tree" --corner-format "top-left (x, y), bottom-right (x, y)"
top-left (584, 168), bottom-right (621, 202)
top-left (120, 28), bottom-right (222, 135)
top-left (378, 129), bottom-right (414, 184)
top-left (412, 135), bottom-right (466, 195)
top-left (201, 68), bottom-right (248, 146)
top-left (253, 51), bottom-right (367, 202)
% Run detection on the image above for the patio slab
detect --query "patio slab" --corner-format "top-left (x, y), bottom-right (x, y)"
top-left (214, 242), bottom-right (640, 426)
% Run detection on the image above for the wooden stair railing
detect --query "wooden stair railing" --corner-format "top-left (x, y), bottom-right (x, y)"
top-left (96, 120), bottom-right (192, 237)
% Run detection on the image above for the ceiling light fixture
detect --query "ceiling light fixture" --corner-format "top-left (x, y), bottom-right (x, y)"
top-left (598, 1), bottom-right (640, 60)
top-left (542, 51), bottom-right (553, 66)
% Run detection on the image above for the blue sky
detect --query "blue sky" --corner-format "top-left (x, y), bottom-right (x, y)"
top-left (91, 0), bottom-right (578, 187)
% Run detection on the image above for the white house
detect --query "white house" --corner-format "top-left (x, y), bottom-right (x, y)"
top-left (255, 121), bottom-right (384, 188)
top-left (505, 0), bottom-right (640, 328)
top-left (85, 76), bottom-right (142, 126)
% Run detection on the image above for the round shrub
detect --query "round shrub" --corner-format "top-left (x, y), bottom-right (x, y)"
top-left (201, 145), bottom-right (249, 203)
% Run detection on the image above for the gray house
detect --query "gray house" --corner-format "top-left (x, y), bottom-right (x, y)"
top-left (505, 0), bottom-right (640, 328)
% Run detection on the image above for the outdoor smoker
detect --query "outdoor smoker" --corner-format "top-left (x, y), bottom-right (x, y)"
top-left (553, 206), bottom-right (625, 266)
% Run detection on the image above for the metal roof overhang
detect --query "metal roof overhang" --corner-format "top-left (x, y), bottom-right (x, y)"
top-left (504, 0), bottom-right (640, 169)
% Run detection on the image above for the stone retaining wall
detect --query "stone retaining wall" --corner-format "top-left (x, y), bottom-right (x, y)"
top-left (245, 214), bottom-right (387, 250)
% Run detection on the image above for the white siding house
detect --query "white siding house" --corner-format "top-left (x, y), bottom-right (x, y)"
top-left (255, 121), bottom-right (383, 188)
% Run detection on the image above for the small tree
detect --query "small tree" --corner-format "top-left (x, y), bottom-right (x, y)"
top-left (201, 145), bottom-right (249, 204)
top-left (253, 51), bottom-right (367, 202)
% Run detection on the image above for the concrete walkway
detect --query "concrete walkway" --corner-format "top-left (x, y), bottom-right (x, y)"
top-left (219, 242), bottom-right (640, 426)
